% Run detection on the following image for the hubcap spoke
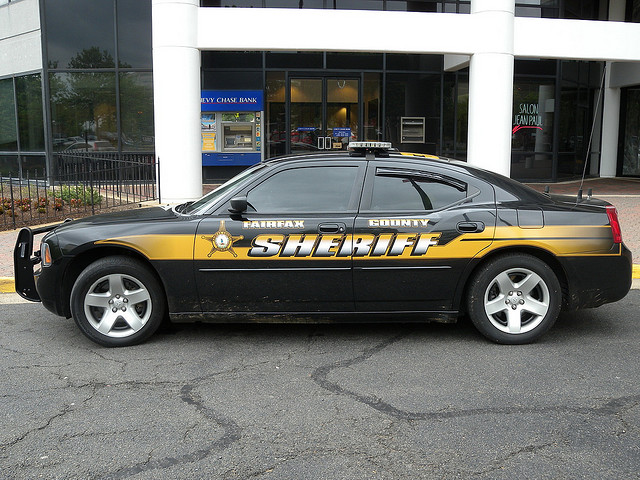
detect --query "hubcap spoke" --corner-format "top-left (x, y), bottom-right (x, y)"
top-left (126, 288), bottom-right (151, 306)
top-left (507, 308), bottom-right (522, 333)
top-left (85, 292), bottom-right (111, 308)
top-left (523, 298), bottom-right (548, 317)
top-left (121, 309), bottom-right (145, 332)
top-left (494, 271), bottom-right (514, 294)
top-left (485, 296), bottom-right (507, 316)
top-left (517, 272), bottom-right (543, 297)
top-left (97, 312), bottom-right (118, 334)
top-left (107, 274), bottom-right (127, 296)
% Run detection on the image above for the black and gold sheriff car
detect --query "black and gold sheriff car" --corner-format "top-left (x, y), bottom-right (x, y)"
top-left (14, 142), bottom-right (632, 346)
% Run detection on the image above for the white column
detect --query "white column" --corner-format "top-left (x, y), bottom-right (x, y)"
top-left (600, 0), bottom-right (626, 178)
top-left (152, 0), bottom-right (202, 203)
top-left (467, 0), bottom-right (515, 177)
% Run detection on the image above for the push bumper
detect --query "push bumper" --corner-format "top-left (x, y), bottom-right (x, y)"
top-left (13, 224), bottom-right (59, 302)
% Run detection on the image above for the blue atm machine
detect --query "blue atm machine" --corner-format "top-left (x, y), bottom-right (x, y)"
top-left (201, 90), bottom-right (264, 166)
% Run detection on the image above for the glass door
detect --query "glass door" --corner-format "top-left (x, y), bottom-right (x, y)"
top-left (326, 77), bottom-right (359, 151)
top-left (289, 76), bottom-right (360, 154)
top-left (290, 78), bottom-right (323, 155)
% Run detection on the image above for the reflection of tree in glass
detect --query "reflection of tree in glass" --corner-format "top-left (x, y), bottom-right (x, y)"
top-left (50, 48), bottom-right (118, 147)
top-left (68, 47), bottom-right (116, 69)
top-left (67, 47), bottom-right (118, 141)
top-left (120, 73), bottom-right (155, 151)
top-left (49, 47), bottom-right (153, 151)
top-left (0, 79), bottom-right (18, 150)
top-left (15, 74), bottom-right (45, 151)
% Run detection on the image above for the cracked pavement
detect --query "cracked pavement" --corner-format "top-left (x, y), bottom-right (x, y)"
top-left (1, 292), bottom-right (640, 479)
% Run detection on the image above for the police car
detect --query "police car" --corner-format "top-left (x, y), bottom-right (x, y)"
top-left (14, 142), bottom-right (632, 346)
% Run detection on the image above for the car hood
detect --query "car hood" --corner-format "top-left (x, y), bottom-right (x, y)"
top-left (52, 206), bottom-right (178, 234)
top-left (46, 206), bottom-right (199, 257)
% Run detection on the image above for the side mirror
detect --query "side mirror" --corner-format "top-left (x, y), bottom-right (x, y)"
top-left (228, 196), bottom-right (248, 214)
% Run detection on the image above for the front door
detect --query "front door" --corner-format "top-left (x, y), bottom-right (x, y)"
top-left (289, 76), bottom-right (360, 154)
top-left (194, 161), bottom-right (366, 313)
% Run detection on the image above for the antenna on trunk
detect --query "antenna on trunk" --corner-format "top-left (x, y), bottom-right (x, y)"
top-left (577, 67), bottom-right (606, 203)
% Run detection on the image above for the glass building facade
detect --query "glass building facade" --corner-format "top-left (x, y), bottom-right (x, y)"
top-left (0, 0), bottom-right (153, 178)
top-left (202, 51), bottom-right (604, 182)
top-left (0, 0), bottom-right (639, 182)
top-left (0, 73), bottom-right (46, 178)
top-left (45, 0), bottom-right (154, 153)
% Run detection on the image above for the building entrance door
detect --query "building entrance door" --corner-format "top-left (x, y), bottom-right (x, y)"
top-left (288, 76), bottom-right (360, 155)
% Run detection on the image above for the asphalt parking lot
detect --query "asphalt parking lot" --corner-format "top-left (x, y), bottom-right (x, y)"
top-left (1, 292), bottom-right (639, 480)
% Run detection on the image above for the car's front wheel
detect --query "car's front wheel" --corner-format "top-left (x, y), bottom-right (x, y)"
top-left (70, 256), bottom-right (166, 347)
top-left (467, 254), bottom-right (561, 344)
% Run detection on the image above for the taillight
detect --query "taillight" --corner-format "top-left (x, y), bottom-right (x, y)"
top-left (606, 205), bottom-right (622, 244)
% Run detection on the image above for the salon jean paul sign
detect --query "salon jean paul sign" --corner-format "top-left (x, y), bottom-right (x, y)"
top-left (513, 103), bottom-right (543, 134)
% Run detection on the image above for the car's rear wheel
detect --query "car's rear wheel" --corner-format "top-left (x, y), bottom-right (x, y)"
top-left (467, 254), bottom-right (561, 344)
top-left (70, 256), bottom-right (165, 347)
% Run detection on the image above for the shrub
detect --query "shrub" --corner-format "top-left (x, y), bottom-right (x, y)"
top-left (54, 186), bottom-right (102, 205)
top-left (0, 198), bottom-right (11, 215)
top-left (16, 199), bottom-right (31, 212)
top-left (37, 197), bottom-right (49, 213)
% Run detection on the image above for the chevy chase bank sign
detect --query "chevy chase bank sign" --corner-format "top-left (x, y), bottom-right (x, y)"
top-left (201, 90), bottom-right (264, 112)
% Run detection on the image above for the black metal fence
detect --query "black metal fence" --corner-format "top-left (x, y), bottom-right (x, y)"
top-left (1, 152), bottom-right (158, 231)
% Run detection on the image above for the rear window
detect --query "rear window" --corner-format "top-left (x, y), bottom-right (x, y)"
top-left (369, 168), bottom-right (473, 211)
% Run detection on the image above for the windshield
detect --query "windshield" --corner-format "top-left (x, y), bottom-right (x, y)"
top-left (182, 163), bottom-right (267, 215)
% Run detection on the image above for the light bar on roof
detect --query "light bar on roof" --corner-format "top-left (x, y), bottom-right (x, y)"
top-left (348, 142), bottom-right (392, 149)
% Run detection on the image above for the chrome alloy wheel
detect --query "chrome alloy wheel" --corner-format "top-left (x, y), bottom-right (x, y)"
top-left (482, 267), bottom-right (551, 335)
top-left (83, 273), bottom-right (152, 338)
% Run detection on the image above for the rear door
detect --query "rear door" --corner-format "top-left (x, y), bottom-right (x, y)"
top-left (195, 160), bottom-right (365, 312)
top-left (353, 160), bottom-right (496, 311)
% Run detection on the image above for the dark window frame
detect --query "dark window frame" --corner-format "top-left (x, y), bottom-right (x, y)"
top-left (244, 163), bottom-right (364, 214)
top-left (360, 163), bottom-right (478, 213)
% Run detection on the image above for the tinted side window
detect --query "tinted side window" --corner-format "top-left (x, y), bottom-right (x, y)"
top-left (248, 166), bottom-right (358, 213)
top-left (370, 174), bottom-right (469, 211)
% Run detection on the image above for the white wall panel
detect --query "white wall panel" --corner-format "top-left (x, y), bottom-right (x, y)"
top-left (0, 0), bottom-right (42, 77)
top-left (197, 8), bottom-right (640, 64)
top-left (514, 18), bottom-right (640, 62)
top-left (197, 9), bottom-right (476, 55)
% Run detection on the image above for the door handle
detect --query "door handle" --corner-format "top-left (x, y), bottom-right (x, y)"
top-left (318, 137), bottom-right (324, 150)
top-left (318, 223), bottom-right (346, 234)
top-left (457, 221), bottom-right (484, 233)
top-left (325, 136), bottom-right (332, 149)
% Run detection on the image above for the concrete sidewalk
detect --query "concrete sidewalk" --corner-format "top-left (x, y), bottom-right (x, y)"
top-left (2, 177), bottom-right (640, 293)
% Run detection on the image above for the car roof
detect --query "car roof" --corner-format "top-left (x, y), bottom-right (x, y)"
top-left (260, 150), bottom-right (552, 204)
top-left (262, 150), bottom-right (454, 166)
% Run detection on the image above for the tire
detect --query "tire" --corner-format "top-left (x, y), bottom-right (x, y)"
top-left (467, 253), bottom-right (561, 344)
top-left (70, 256), bottom-right (166, 347)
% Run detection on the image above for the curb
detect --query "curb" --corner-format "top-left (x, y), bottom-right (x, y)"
top-left (0, 277), bottom-right (14, 294)
top-left (2, 265), bottom-right (640, 295)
